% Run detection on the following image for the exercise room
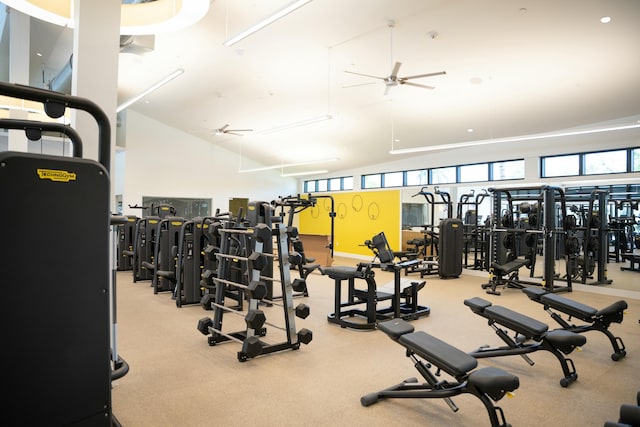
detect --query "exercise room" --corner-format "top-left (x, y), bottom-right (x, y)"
top-left (1, 1), bottom-right (639, 426)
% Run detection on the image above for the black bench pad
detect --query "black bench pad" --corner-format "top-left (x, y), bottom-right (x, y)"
top-left (399, 331), bottom-right (478, 378)
top-left (468, 366), bottom-right (520, 400)
top-left (540, 293), bottom-right (597, 320)
top-left (545, 329), bottom-right (586, 350)
top-left (596, 300), bottom-right (628, 318)
top-left (321, 265), bottom-right (365, 280)
top-left (522, 287), bottom-right (546, 301)
top-left (491, 258), bottom-right (530, 275)
top-left (484, 305), bottom-right (548, 338)
top-left (378, 318), bottom-right (414, 339)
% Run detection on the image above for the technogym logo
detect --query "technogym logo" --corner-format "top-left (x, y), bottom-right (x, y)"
top-left (36, 168), bottom-right (77, 183)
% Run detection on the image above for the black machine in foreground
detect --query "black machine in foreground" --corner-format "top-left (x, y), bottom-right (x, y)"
top-left (362, 319), bottom-right (519, 427)
top-left (0, 82), bottom-right (127, 425)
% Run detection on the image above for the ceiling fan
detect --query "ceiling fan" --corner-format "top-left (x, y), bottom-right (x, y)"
top-left (344, 61), bottom-right (446, 95)
top-left (211, 124), bottom-right (253, 136)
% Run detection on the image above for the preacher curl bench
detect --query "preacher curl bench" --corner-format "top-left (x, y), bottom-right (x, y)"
top-left (361, 319), bottom-right (519, 427)
top-left (522, 287), bottom-right (627, 361)
top-left (465, 297), bottom-right (586, 387)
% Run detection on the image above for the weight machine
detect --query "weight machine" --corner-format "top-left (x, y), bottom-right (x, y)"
top-left (1, 81), bottom-right (128, 425)
top-left (482, 185), bottom-right (572, 295)
top-left (456, 189), bottom-right (490, 270)
top-left (560, 189), bottom-right (613, 286)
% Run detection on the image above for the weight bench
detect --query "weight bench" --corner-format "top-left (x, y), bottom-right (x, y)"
top-left (464, 297), bottom-right (586, 387)
top-left (522, 287), bottom-right (627, 361)
top-left (621, 253), bottom-right (640, 272)
top-left (482, 258), bottom-right (531, 295)
top-left (361, 319), bottom-right (519, 427)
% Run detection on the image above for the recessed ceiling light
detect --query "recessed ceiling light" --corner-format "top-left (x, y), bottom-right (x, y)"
top-left (467, 128), bottom-right (474, 133)
top-left (36, 52), bottom-right (42, 57)
top-left (600, 16), bottom-right (611, 24)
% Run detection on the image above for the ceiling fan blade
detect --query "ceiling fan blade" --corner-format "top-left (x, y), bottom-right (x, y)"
top-left (227, 129), bottom-right (253, 132)
top-left (401, 81), bottom-right (436, 90)
top-left (344, 70), bottom-right (385, 80)
top-left (342, 81), bottom-right (378, 89)
top-left (401, 71), bottom-right (447, 80)
top-left (219, 124), bottom-right (230, 131)
top-left (389, 62), bottom-right (402, 79)
top-left (226, 131), bottom-right (245, 136)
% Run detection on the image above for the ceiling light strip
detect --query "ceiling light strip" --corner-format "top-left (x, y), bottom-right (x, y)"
top-left (259, 114), bottom-right (332, 134)
top-left (238, 157), bottom-right (338, 173)
top-left (223, 0), bottom-right (313, 46)
top-left (117, 68), bottom-right (184, 113)
top-left (281, 169), bottom-right (328, 177)
top-left (389, 123), bottom-right (640, 155)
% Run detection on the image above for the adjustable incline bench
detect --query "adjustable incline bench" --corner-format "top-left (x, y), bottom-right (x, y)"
top-left (482, 258), bottom-right (530, 295)
top-left (465, 297), bottom-right (586, 387)
top-left (362, 319), bottom-right (519, 427)
top-left (522, 287), bottom-right (627, 361)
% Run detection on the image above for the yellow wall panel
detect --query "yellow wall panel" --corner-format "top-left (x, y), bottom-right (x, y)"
top-left (299, 190), bottom-right (401, 258)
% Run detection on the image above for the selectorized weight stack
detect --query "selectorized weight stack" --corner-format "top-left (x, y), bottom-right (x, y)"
top-left (117, 214), bottom-right (138, 271)
top-left (0, 82), bottom-right (122, 425)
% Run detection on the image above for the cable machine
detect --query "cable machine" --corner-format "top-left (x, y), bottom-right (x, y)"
top-left (1, 81), bottom-right (127, 426)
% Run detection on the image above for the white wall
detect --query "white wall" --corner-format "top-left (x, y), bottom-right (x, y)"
top-left (119, 110), bottom-right (296, 216)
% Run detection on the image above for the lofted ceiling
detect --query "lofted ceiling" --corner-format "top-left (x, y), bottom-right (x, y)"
top-left (2, 0), bottom-right (640, 176)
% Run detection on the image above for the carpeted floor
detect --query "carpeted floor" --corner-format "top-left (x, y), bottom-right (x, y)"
top-left (111, 258), bottom-right (639, 427)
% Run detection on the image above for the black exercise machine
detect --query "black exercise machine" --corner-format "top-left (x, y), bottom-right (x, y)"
top-left (321, 231), bottom-right (429, 330)
top-left (116, 214), bottom-right (138, 271)
top-left (522, 287), bottom-right (627, 361)
top-left (1, 82), bottom-right (127, 425)
top-left (482, 258), bottom-right (531, 295)
top-left (464, 297), bottom-right (586, 387)
top-left (147, 216), bottom-right (187, 294)
top-left (483, 185), bottom-right (574, 295)
top-left (361, 319), bottom-right (519, 427)
top-left (131, 215), bottom-right (161, 282)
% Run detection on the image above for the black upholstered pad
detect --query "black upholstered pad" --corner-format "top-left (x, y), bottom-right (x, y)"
top-left (468, 366), bottom-right (519, 398)
top-left (321, 265), bottom-right (362, 280)
top-left (484, 305), bottom-right (548, 338)
top-left (522, 286), bottom-right (546, 301)
top-left (596, 300), bottom-right (628, 319)
top-left (378, 319), bottom-right (414, 340)
top-left (490, 258), bottom-right (530, 275)
top-left (398, 331), bottom-right (478, 378)
top-left (545, 329), bottom-right (587, 349)
top-left (464, 297), bottom-right (492, 314)
top-left (541, 293), bottom-right (597, 321)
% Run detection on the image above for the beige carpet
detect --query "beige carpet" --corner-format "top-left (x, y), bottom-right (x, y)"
top-left (111, 260), bottom-right (640, 426)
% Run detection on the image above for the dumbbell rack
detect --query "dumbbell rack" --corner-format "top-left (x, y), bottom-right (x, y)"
top-left (200, 221), bottom-right (311, 362)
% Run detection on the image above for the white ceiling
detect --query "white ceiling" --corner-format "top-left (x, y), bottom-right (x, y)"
top-left (4, 0), bottom-right (640, 175)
